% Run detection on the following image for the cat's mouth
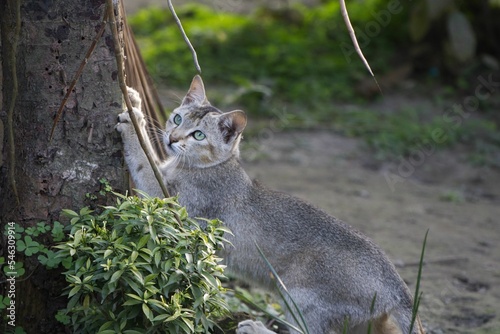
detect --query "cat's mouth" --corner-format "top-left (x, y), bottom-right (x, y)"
top-left (165, 142), bottom-right (180, 156)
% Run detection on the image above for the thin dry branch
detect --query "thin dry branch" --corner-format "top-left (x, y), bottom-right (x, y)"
top-left (339, 0), bottom-right (381, 94)
top-left (121, 0), bottom-right (167, 161)
top-left (105, 0), bottom-right (173, 202)
top-left (49, 11), bottom-right (108, 141)
top-left (167, 0), bottom-right (201, 73)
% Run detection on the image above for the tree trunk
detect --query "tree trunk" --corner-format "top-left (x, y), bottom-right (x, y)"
top-left (0, 0), bottom-right (126, 332)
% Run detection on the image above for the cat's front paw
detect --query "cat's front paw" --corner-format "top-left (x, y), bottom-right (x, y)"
top-left (115, 107), bottom-right (146, 136)
top-left (236, 320), bottom-right (276, 334)
top-left (127, 87), bottom-right (142, 110)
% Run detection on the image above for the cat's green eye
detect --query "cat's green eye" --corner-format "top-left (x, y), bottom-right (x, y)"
top-left (192, 130), bottom-right (206, 141)
top-left (173, 114), bottom-right (182, 125)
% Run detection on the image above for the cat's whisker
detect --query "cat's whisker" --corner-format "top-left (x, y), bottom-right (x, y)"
top-left (152, 123), bottom-right (166, 136)
top-left (153, 127), bottom-right (166, 138)
top-left (179, 154), bottom-right (188, 170)
top-left (186, 155), bottom-right (193, 170)
top-left (143, 113), bottom-right (163, 129)
top-left (149, 130), bottom-right (166, 147)
top-left (169, 154), bottom-right (182, 173)
top-left (168, 92), bottom-right (183, 105)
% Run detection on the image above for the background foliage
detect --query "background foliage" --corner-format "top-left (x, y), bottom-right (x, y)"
top-left (129, 0), bottom-right (500, 162)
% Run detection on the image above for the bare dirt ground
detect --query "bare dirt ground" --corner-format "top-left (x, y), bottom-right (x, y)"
top-left (124, 2), bottom-right (500, 333)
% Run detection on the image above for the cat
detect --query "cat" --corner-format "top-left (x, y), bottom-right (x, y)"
top-left (116, 75), bottom-right (425, 334)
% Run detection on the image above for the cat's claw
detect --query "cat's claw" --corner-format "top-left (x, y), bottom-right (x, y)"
top-left (115, 107), bottom-right (145, 134)
top-left (236, 320), bottom-right (276, 334)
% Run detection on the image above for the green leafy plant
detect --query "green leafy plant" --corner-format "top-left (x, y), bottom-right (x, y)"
top-left (54, 192), bottom-right (230, 333)
top-left (86, 177), bottom-right (114, 203)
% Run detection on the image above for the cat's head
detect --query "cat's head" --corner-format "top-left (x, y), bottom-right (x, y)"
top-left (163, 75), bottom-right (247, 168)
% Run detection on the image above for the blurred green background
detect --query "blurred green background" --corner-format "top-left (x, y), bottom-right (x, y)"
top-left (126, 0), bottom-right (500, 164)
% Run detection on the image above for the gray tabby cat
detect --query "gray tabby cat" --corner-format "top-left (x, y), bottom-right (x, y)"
top-left (116, 76), bottom-right (425, 334)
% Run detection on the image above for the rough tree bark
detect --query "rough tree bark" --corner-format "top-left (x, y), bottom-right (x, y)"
top-left (0, 0), bottom-right (126, 332)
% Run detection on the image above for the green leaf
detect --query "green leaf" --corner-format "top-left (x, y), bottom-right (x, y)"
top-left (154, 250), bottom-right (161, 268)
top-left (177, 319), bottom-right (192, 333)
top-left (79, 207), bottom-right (93, 216)
top-left (55, 310), bottom-right (71, 325)
top-left (110, 270), bottom-right (124, 284)
top-left (123, 299), bottom-right (142, 306)
top-left (61, 256), bottom-right (73, 269)
top-left (68, 285), bottom-right (82, 298)
top-left (137, 234), bottom-right (150, 249)
top-left (82, 294), bottom-right (90, 309)
top-left (152, 313), bottom-right (170, 322)
top-left (4, 262), bottom-right (25, 277)
top-left (52, 221), bottom-right (66, 242)
top-left (126, 293), bottom-right (143, 301)
top-left (0, 295), bottom-right (11, 310)
top-left (144, 273), bottom-right (158, 284)
top-left (123, 277), bottom-right (142, 296)
top-left (103, 249), bottom-right (113, 259)
top-left (130, 250), bottom-right (138, 262)
top-left (181, 317), bottom-right (194, 332)
top-left (62, 209), bottom-right (79, 218)
top-left (142, 303), bottom-right (154, 322)
top-left (38, 251), bottom-right (62, 269)
top-left (16, 240), bottom-right (26, 252)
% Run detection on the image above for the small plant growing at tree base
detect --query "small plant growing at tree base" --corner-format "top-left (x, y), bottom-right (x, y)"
top-left (55, 192), bottom-right (230, 333)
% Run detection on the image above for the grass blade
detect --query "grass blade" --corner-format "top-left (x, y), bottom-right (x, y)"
top-left (254, 242), bottom-right (310, 334)
top-left (409, 229), bottom-right (428, 333)
top-left (366, 292), bottom-right (377, 334)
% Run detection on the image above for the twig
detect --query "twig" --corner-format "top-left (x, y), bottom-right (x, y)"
top-left (167, 0), bottom-right (202, 74)
top-left (106, 0), bottom-right (174, 205)
top-left (121, 0), bottom-right (167, 160)
top-left (339, 0), bottom-right (381, 94)
top-left (49, 9), bottom-right (108, 141)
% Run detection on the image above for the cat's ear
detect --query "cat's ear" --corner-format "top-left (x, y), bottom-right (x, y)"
top-left (182, 75), bottom-right (209, 105)
top-left (218, 110), bottom-right (247, 144)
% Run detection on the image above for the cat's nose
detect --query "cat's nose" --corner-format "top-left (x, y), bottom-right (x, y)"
top-left (169, 134), bottom-right (179, 144)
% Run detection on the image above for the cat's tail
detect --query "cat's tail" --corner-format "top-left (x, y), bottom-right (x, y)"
top-left (369, 303), bottom-right (424, 334)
